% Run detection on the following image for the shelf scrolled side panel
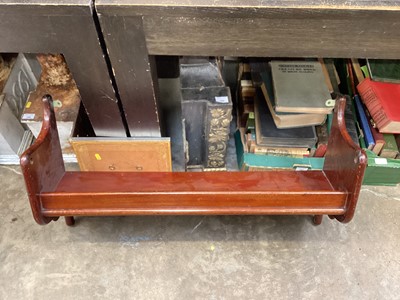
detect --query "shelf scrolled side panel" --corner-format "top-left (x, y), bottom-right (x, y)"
top-left (20, 95), bottom-right (65, 225)
top-left (323, 96), bottom-right (367, 223)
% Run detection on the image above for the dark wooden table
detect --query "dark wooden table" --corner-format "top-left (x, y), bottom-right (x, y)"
top-left (96, 0), bottom-right (400, 136)
top-left (13, 0), bottom-right (400, 226)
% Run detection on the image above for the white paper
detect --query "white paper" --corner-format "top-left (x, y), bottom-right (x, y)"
top-left (215, 96), bottom-right (229, 104)
top-left (21, 113), bottom-right (35, 120)
top-left (374, 158), bottom-right (388, 165)
top-left (295, 167), bottom-right (310, 171)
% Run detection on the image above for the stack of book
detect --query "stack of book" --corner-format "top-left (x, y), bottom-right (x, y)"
top-left (352, 59), bottom-right (400, 159)
top-left (239, 60), bottom-right (335, 160)
top-left (346, 59), bottom-right (400, 186)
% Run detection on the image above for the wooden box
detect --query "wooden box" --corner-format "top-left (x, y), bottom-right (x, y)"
top-left (70, 137), bottom-right (172, 172)
top-left (68, 79), bottom-right (173, 172)
top-left (20, 54), bottom-right (80, 163)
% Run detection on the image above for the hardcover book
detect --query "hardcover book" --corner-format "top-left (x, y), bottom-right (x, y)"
top-left (235, 130), bottom-right (324, 171)
top-left (396, 135), bottom-right (400, 156)
top-left (313, 123), bottom-right (329, 157)
top-left (380, 134), bottom-right (399, 159)
top-left (252, 145), bottom-right (309, 157)
top-left (260, 69), bottom-right (327, 128)
top-left (344, 97), bottom-right (360, 146)
top-left (367, 59), bottom-right (400, 84)
top-left (357, 78), bottom-right (400, 133)
top-left (270, 61), bottom-right (333, 114)
top-left (254, 89), bottom-right (317, 148)
top-left (354, 94), bottom-right (375, 150)
top-left (367, 118), bottom-right (385, 155)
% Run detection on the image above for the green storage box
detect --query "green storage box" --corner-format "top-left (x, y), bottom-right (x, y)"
top-left (363, 149), bottom-right (400, 186)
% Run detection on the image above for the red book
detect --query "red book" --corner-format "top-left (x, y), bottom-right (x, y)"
top-left (313, 123), bottom-right (329, 157)
top-left (357, 78), bottom-right (400, 133)
top-left (368, 121), bottom-right (385, 155)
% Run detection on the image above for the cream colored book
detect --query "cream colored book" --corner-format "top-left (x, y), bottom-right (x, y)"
top-left (270, 61), bottom-right (334, 114)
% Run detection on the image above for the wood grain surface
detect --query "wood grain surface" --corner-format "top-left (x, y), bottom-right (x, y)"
top-left (0, 3), bottom-right (127, 136)
top-left (71, 138), bottom-right (172, 171)
top-left (97, 15), bottom-right (162, 137)
top-left (97, 1), bottom-right (400, 59)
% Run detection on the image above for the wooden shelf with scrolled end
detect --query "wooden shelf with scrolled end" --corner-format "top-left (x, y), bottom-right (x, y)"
top-left (20, 95), bottom-right (367, 226)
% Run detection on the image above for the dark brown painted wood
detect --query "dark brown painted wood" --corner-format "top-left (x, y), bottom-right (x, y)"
top-left (0, 1), bottom-right (126, 136)
top-left (96, 0), bottom-right (397, 7)
top-left (97, 14), bottom-right (162, 137)
top-left (96, 0), bottom-right (400, 59)
top-left (20, 94), bottom-right (366, 225)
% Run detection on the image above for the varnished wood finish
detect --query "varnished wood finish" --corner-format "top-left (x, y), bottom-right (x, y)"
top-left (40, 171), bottom-right (347, 216)
top-left (20, 95), bottom-right (366, 225)
top-left (20, 95), bottom-right (64, 225)
top-left (96, 0), bottom-right (400, 59)
top-left (313, 215), bottom-right (323, 225)
top-left (95, 0), bottom-right (400, 141)
top-left (324, 97), bottom-right (367, 223)
top-left (65, 216), bottom-right (75, 226)
top-left (0, 1), bottom-right (126, 136)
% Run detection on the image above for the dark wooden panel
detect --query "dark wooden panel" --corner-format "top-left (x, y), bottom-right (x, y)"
top-left (96, 0), bottom-right (398, 8)
top-left (142, 12), bottom-right (400, 58)
top-left (97, 15), bottom-right (161, 137)
top-left (96, 2), bottom-right (400, 58)
top-left (0, 4), bottom-right (126, 136)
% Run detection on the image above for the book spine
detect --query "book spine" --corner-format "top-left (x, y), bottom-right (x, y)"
top-left (253, 146), bottom-right (309, 157)
top-left (313, 123), bottom-right (329, 157)
top-left (395, 135), bottom-right (400, 157)
top-left (368, 121), bottom-right (385, 155)
top-left (313, 145), bottom-right (327, 158)
top-left (354, 95), bottom-right (375, 150)
top-left (380, 134), bottom-right (399, 159)
top-left (345, 98), bottom-right (360, 146)
top-left (357, 80), bottom-right (390, 130)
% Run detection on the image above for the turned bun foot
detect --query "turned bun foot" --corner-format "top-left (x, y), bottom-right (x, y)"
top-left (65, 216), bottom-right (75, 226)
top-left (313, 215), bottom-right (323, 225)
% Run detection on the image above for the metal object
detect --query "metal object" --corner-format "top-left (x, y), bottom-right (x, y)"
top-left (0, 54), bottom-right (38, 164)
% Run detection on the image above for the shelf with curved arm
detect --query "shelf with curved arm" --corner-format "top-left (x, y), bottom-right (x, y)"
top-left (20, 95), bottom-right (366, 226)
